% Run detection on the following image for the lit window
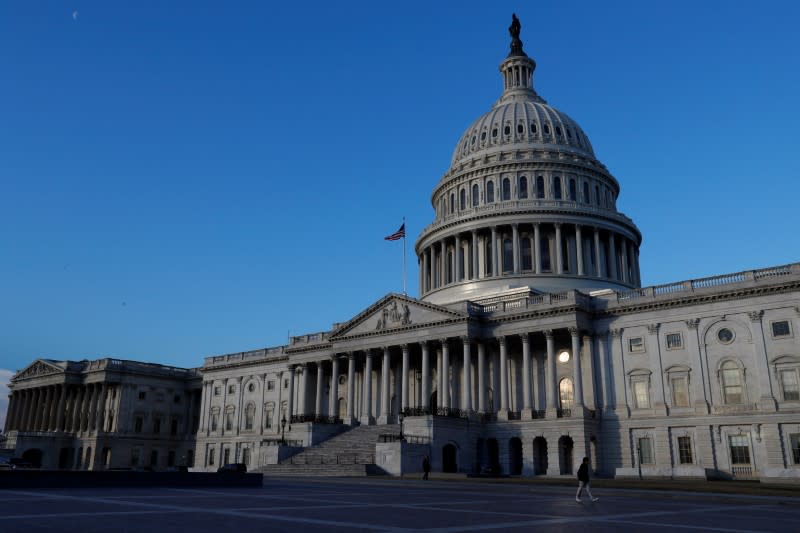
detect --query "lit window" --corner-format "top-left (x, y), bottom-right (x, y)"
top-left (780, 369), bottom-right (800, 401)
top-left (678, 436), bottom-right (693, 464)
top-left (638, 437), bottom-right (654, 464)
top-left (559, 378), bottom-right (574, 410)
top-left (628, 337), bottom-right (645, 353)
top-left (772, 320), bottom-right (791, 338)
top-left (558, 351), bottom-right (570, 363)
top-left (472, 184), bottom-right (479, 206)
top-left (671, 377), bottom-right (690, 407)
top-left (721, 361), bottom-right (743, 404)
top-left (665, 333), bottom-right (682, 349)
top-left (633, 380), bottom-right (650, 409)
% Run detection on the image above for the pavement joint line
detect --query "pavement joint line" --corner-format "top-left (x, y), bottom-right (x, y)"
top-left (594, 518), bottom-right (764, 533)
top-left (1, 510), bottom-right (196, 521)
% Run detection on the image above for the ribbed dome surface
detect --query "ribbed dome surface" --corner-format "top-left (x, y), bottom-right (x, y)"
top-left (450, 97), bottom-right (596, 167)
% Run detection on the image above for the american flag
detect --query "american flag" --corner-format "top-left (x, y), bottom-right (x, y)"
top-left (384, 223), bottom-right (405, 241)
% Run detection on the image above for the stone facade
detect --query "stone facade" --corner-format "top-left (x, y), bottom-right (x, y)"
top-left (5, 17), bottom-right (800, 482)
top-left (4, 358), bottom-right (201, 470)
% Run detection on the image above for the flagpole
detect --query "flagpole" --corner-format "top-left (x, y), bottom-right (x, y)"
top-left (402, 216), bottom-right (407, 295)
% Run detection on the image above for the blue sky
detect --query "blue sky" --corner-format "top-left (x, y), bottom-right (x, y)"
top-left (1, 1), bottom-right (799, 375)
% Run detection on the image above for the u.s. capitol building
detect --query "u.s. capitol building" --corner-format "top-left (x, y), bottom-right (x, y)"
top-left (5, 16), bottom-right (800, 483)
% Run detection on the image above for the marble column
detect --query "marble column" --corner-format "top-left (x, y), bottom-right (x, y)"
top-left (620, 237), bottom-right (629, 283)
top-left (471, 230), bottom-right (479, 280)
top-left (570, 328), bottom-right (584, 410)
top-left (594, 228), bottom-right (602, 277)
top-left (477, 342), bottom-right (486, 413)
top-left (298, 365), bottom-right (308, 417)
top-left (286, 366), bottom-right (295, 421)
top-left (521, 333), bottom-right (532, 418)
top-left (441, 340), bottom-right (450, 409)
top-left (330, 356), bottom-right (340, 419)
top-left (315, 363), bottom-right (324, 417)
top-left (512, 223), bottom-right (520, 274)
top-left (421, 341), bottom-right (431, 411)
top-left (379, 347), bottom-right (391, 424)
top-left (462, 337), bottom-right (472, 411)
top-left (429, 245), bottom-right (436, 289)
top-left (545, 331), bottom-right (558, 414)
top-left (490, 227), bottom-right (498, 276)
top-left (361, 351), bottom-right (374, 424)
top-left (401, 345), bottom-right (409, 412)
top-left (498, 336), bottom-right (509, 416)
top-left (749, 311), bottom-right (777, 411)
top-left (576, 225), bottom-right (584, 276)
top-left (346, 354), bottom-right (355, 424)
top-left (534, 223), bottom-right (542, 274)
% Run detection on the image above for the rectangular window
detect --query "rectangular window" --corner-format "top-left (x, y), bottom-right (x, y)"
top-left (267, 381), bottom-right (275, 391)
top-left (633, 380), bottom-right (650, 409)
top-left (780, 369), bottom-right (800, 401)
top-left (170, 418), bottom-right (179, 436)
top-left (225, 412), bottom-right (233, 431)
top-left (628, 337), bottom-right (645, 353)
top-left (790, 434), bottom-right (800, 464)
top-left (131, 447), bottom-right (141, 467)
top-left (138, 391), bottom-right (146, 400)
top-left (729, 435), bottom-right (751, 464)
top-left (242, 448), bottom-right (250, 466)
top-left (638, 437), bottom-right (654, 464)
top-left (153, 417), bottom-right (161, 434)
top-left (772, 320), bottom-right (791, 338)
top-left (134, 416), bottom-right (143, 433)
top-left (671, 377), bottom-right (690, 407)
top-left (174, 394), bottom-right (181, 404)
top-left (228, 385), bottom-right (235, 394)
top-left (665, 333), bottom-right (682, 349)
top-left (167, 450), bottom-right (176, 467)
top-left (210, 413), bottom-right (218, 432)
top-left (722, 368), bottom-right (743, 404)
top-left (208, 447), bottom-right (215, 466)
top-left (677, 436), bottom-right (693, 464)
top-left (223, 448), bottom-right (230, 465)
top-left (214, 386), bottom-right (221, 396)
top-left (265, 410), bottom-right (274, 428)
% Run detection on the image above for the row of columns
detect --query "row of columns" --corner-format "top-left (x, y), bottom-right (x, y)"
top-left (5, 383), bottom-right (113, 434)
top-left (283, 329), bottom-right (587, 424)
top-left (420, 223), bottom-right (640, 293)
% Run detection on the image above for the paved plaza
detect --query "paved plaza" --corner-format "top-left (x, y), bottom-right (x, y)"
top-left (1, 478), bottom-right (799, 532)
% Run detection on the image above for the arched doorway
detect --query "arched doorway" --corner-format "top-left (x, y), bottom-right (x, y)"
top-left (509, 437), bottom-right (523, 475)
top-left (559, 436), bottom-right (574, 475)
top-left (442, 443), bottom-right (458, 473)
top-left (487, 438), bottom-right (500, 474)
top-left (22, 448), bottom-right (43, 468)
top-left (476, 438), bottom-right (486, 473)
top-left (533, 437), bottom-right (548, 475)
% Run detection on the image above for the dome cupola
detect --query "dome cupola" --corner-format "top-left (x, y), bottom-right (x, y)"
top-left (415, 14), bottom-right (642, 305)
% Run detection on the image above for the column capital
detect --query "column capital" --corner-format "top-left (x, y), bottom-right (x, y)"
top-left (381, 345), bottom-right (390, 353)
top-left (329, 353), bottom-right (339, 362)
top-left (748, 310), bottom-right (764, 323)
top-left (685, 318), bottom-right (700, 329)
top-left (519, 333), bottom-right (530, 344)
top-left (543, 329), bottom-right (554, 339)
top-left (497, 335), bottom-right (506, 346)
top-left (512, 222), bottom-right (519, 229)
top-left (647, 323), bottom-right (660, 334)
top-left (554, 222), bottom-right (562, 229)
top-left (439, 338), bottom-right (449, 346)
top-left (401, 344), bottom-right (409, 353)
top-left (347, 351), bottom-right (354, 359)
top-left (610, 328), bottom-right (624, 338)
top-left (460, 336), bottom-right (471, 344)
top-left (567, 326), bottom-right (580, 337)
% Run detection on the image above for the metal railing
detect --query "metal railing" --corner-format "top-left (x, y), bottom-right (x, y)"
top-left (557, 408), bottom-right (572, 418)
top-left (290, 414), bottom-right (343, 424)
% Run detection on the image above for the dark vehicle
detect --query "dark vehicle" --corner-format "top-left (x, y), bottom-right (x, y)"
top-left (217, 463), bottom-right (247, 473)
top-left (8, 458), bottom-right (35, 469)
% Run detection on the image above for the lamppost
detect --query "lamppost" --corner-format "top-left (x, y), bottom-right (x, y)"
top-left (281, 415), bottom-right (287, 446)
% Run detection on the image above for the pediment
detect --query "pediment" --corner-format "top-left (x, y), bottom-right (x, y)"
top-left (13, 359), bottom-right (64, 381)
top-left (331, 293), bottom-right (466, 339)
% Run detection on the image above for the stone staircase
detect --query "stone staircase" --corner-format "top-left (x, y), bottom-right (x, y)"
top-left (258, 423), bottom-right (399, 477)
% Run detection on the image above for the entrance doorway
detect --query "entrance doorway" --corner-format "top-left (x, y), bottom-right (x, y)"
top-left (533, 437), bottom-right (548, 475)
top-left (442, 444), bottom-right (458, 473)
top-left (487, 438), bottom-right (500, 474)
top-left (559, 436), bottom-right (574, 475)
top-left (22, 448), bottom-right (43, 468)
top-left (509, 437), bottom-right (523, 475)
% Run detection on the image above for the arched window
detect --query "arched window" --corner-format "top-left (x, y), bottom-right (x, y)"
top-left (519, 176), bottom-right (528, 199)
top-left (582, 182), bottom-right (590, 203)
top-left (502, 238), bottom-right (513, 273)
top-left (568, 179), bottom-right (577, 201)
top-left (244, 403), bottom-right (255, 430)
top-left (521, 238), bottom-right (532, 271)
top-left (449, 193), bottom-right (455, 214)
top-left (484, 239), bottom-right (493, 276)
top-left (225, 407), bottom-right (234, 431)
top-left (210, 408), bottom-right (219, 432)
top-left (530, 122), bottom-right (537, 134)
top-left (536, 176), bottom-right (545, 199)
top-left (472, 184), bottom-right (479, 206)
top-left (559, 378), bottom-right (574, 410)
top-left (446, 250), bottom-right (454, 284)
top-left (553, 177), bottom-right (562, 200)
top-left (264, 403), bottom-right (274, 429)
top-left (595, 185), bottom-right (600, 206)
top-left (460, 188), bottom-right (466, 210)
top-left (502, 178), bottom-right (511, 201)
top-left (544, 123), bottom-right (551, 135)
top-left (721, 361), bottom-right (744, 404)
top-left (486, 181), bottom-right (495, 203)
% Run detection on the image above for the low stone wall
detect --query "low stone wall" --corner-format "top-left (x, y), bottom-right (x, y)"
top-left (0, 471), bottom-right (263, 489)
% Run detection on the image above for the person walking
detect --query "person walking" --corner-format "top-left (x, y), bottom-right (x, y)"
top-left (422, 455), bottom-right (430, 480)
top-left (575, 457), bottom-right (599, 502)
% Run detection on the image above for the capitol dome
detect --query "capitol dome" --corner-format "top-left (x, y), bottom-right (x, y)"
top-left (416, 15), bottom-right (642, 305)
